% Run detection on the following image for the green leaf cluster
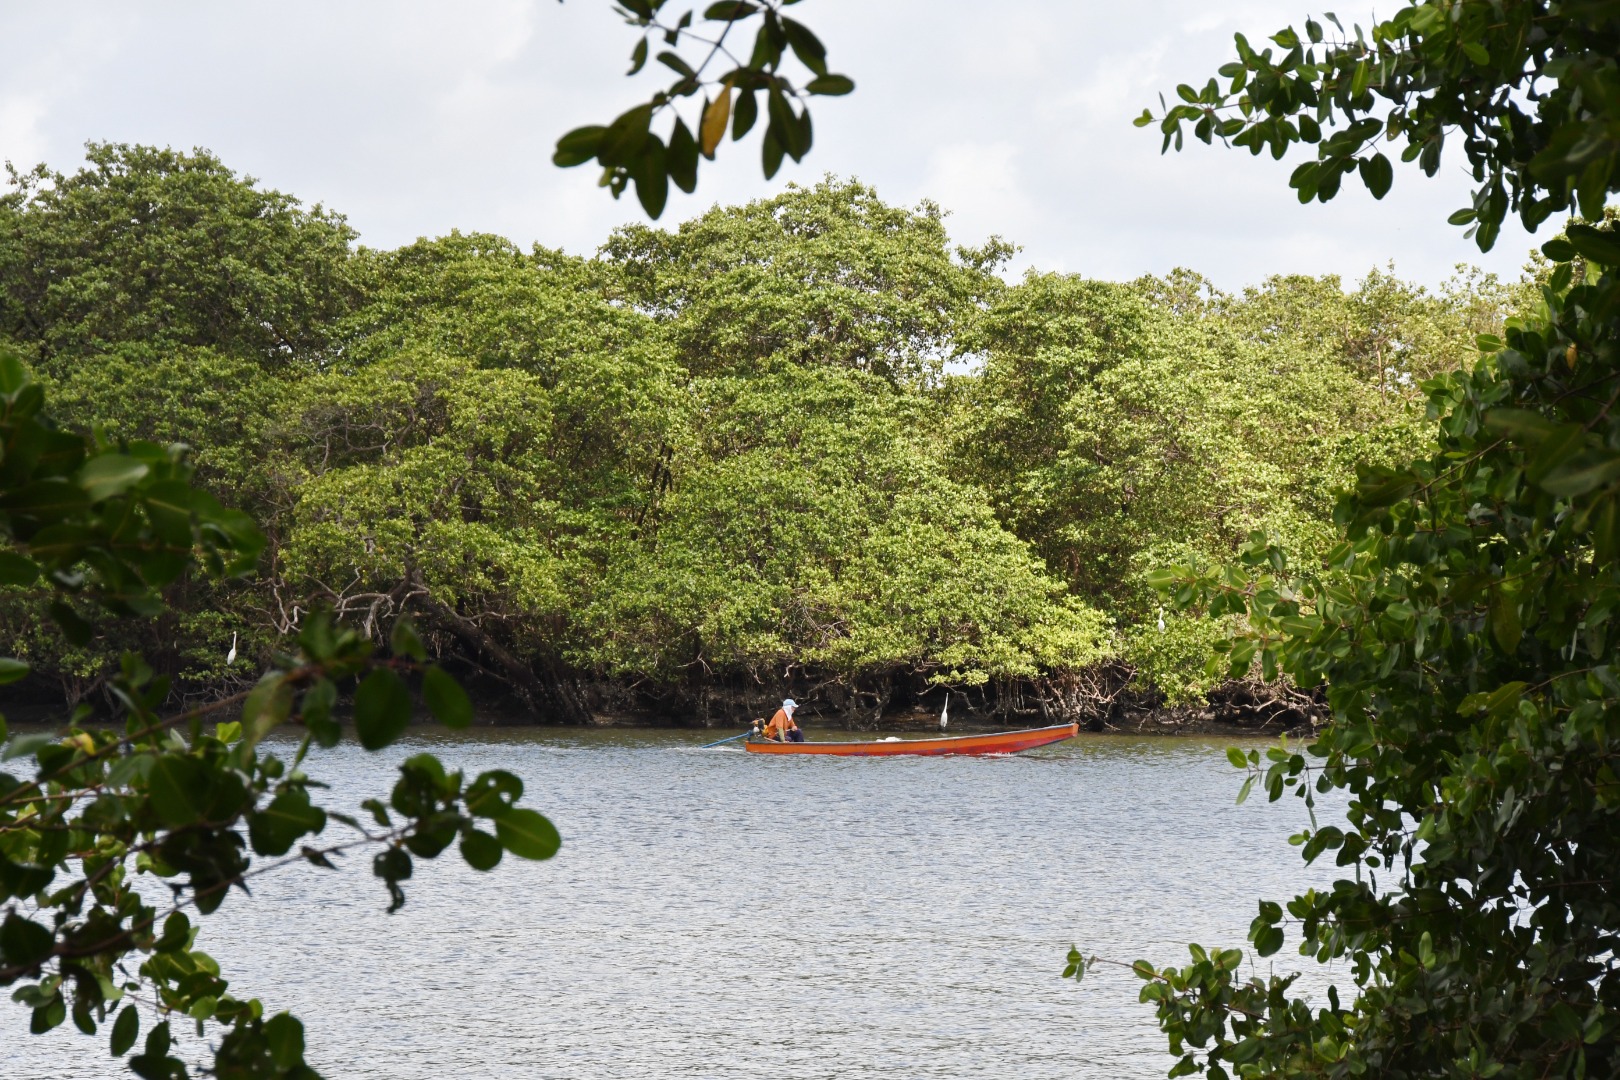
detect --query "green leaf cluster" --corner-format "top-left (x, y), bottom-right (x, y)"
top-left (952, 264), bottom-right (1506, 700)
top-left (552, 1), bottom-right (854, 216)
top-left (1144, 1), bottom-right (1620, 252)
top-left (1, 365), bottom-right (557, 1076)
top-left (1, 152), bottom-right (1516, 719)
top-left (1116, 4), bottom-right (1620, 1075)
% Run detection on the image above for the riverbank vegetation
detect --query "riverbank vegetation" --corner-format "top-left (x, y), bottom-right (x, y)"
top-left (5, 2), bottom-right (1618, 1077)
top-left (1079, 1), bottom-right (1620, 1076)
top-left (0, 145), bottom-right (1527, 727)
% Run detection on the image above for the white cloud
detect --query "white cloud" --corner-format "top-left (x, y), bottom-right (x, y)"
top-left (0, 0), bottom-right (1541, 289)
top-left (0, 96), bottom-right (46, 171)
top-left (918, 140), bottom-right (1035, 257)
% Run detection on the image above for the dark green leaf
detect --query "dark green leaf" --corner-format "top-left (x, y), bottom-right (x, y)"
top-left (1, 855), bottom-right (58, 900)
top-left (389, 617), bottom-right (427, 662)
top-left (781, 18), bottom-right (827, 76)
top-left (632, 134), bottom-right (670, 219)
top-left (301, 678), bottom-right (340, 748)
top-left (1541, 237), bottom-right (1577, 263)
top-left (1491, 592), bottom-right (1523, 654)
top-left (241, 672), bottom-right (293, 743)
top-left (668, 117), bottom-right (699, 194)
top-left (0, 657), bottom-right (28, 686)
top-left (109, 1004), bottom-right (140, 1056)
top-left (248, 788), bottom-right (328, 856)
top-left (466, 769), bottom-right (523, 817)
top-left (131, 1020), bottom-right (173, 1074)
top-left (0, 551), bottom-right (37, 586)
top-left (732, 88), bottom-right (758, 139)
top-left (264, 1012), bottom-right (305, 1070)
top-left (761, 126), bottom-right (784, 179)
top-left (361, 798), bottom-right (392, 827)
top-left (460, 829), bottom-right (503, 871)
top-left (1565, 224), bottom-right (1620, 267)
top-left (48, 600), bottom-right (94, 646)
top-left (373, 846), bottom-right (412, 913)
top-left (1526, 424), bottom-right (1587, 484)
top-left (656, 50), bottom-right (695, 79)
top-left (354, 668), bottom-right (412, 751)
top-left (31, 994), bottom-right (66, 1034)
top-left (146, 754), bottom-right (212, 827)
top-left (805, 74), bottom-right (854, 96)
top-left (0, 349), bottom-right (30, 395)
top-left (0, 912), bottom-right (55, 968)
top-left (495, 807), bottom-right (561, 860)
top-left (77, 453), bottom-right (149, 503)
top-left (1540, 452), bottom-right (1620, 497)
top-left (422, 665), bottom-right (474, 729)
top-left (703, 0), bottom-right (758, 20)
top-left (1, 479), bottom-right (89, 520)
top-left (1359, 152), bottom-right (1393, 199)
top-left (767, 89), bottom-right (805, 159)
top-left (1482, 408), bottom-right (1555, 442)
top-left (600, 104), bottom-right (654, 166)
top-left (153, 912), bottom-right (190, 953)
top-left (301, 845), bottom-right (337, 869)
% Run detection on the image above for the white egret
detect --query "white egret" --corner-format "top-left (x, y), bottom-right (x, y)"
top-left (1157, 606), bottom-right (1166, 633)
top-left (226, 631), bottom-right (238, 665)
top-left (939, 694), bottom-right (949, 730)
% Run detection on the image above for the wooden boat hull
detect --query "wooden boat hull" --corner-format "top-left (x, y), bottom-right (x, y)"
top-left (742, 723), bottom-right (1078, 757)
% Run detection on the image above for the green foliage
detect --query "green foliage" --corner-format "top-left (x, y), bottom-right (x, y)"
top-left (554, 0), bottom-right (854, 216)
top-left (2, 144), bottom-right (1519, 719)
top-left (602, 177), bottom-right (1007, 385)
top-left (1106, 3), bottom-right (1620, 1076)
top-left (949, 264), bottom-right (1488, 702)
top-left (1144, 1), bottom-right (1620, 251)
top-left (260, 183), bottom-right (1080, 703)
top-left (0, 144), bottom-right (363, 705)
top-left (1134, 227), bottom-right (1620, 1077)
top-left (1, 357), bottom-right (558, 1076)
top-left (579, 367), bottom-right (1110, 684)
top-left (0, 143), bottom-right (356, 373)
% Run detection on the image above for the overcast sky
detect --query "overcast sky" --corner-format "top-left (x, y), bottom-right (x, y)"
top-left (2, 1), bottom-right (1543, 292)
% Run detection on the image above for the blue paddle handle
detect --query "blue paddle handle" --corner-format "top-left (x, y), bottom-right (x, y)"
top-left (698, 730), bottom-right (752, 748)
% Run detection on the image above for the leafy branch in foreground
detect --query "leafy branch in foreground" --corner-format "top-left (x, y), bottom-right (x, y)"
top-left (553, 0), bottom-right (852, 216)
top-left (1, 350), bottom-right (558, 1078)
top-left (1073, 3), bottom-right (1620, 1077)
top-left (1140, 1), bottom-right (1620, 251)
top-left (1123, 235), bottom-right (1620, 1069)
top-left (1127, 226), bottom-right (1620, 1079)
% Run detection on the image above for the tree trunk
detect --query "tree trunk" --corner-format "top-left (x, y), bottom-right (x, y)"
top-left (406, 574), bottom-right (590, 723)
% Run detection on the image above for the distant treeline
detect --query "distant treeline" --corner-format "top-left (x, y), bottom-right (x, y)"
top-left (0, 144), bottom-right (1526, 725)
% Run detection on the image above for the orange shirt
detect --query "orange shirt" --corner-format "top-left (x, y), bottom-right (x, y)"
top-left (763, 708), bottom-right (797, 739)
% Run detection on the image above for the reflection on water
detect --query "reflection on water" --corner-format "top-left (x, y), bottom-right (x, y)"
top-left (10, 728), bottom-right (1341, 1079)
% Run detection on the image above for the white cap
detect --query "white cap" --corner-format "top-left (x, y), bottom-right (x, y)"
top-left (782, 699), bottom-right (797, 710)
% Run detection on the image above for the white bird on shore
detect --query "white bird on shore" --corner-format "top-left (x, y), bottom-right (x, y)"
top-left (940, 694), bottom-right (950, 730)
top-left (226, 631), bottom-right (238, 665)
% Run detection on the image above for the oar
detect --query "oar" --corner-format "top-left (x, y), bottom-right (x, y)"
top-left (698, 730), bottom-right (753, 749)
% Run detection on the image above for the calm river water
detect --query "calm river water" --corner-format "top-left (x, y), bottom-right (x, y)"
top-left (10, 727), bottom-right (1344, 1078)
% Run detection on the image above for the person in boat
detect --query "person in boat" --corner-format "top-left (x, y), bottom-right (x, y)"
top-left (762, 699), bottom-right (805, 742)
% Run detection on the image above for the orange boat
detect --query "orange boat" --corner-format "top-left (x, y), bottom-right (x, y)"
top-left (743, 722), bottom-right (1078, 757)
